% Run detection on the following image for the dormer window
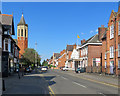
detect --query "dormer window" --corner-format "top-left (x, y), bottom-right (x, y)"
top-left (110, 24), bottom-right (114, 39)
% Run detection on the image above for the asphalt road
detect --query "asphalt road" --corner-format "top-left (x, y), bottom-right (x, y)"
top-left (2, 68), bottom-right (119, 96)
top-left (41, 69), bottom-right (118, 95)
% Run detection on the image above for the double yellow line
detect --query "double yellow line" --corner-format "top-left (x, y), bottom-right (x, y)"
top-left (39, 70), bottom-right (55, 96)
top-left (48, 86), bottom-right (56, 96)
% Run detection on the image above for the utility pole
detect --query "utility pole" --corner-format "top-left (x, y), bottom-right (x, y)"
top-left (35, 42), bottom-right (37, 67)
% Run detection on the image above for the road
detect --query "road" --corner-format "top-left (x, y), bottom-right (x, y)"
top-left (42, 69), bottom-right (118, 95)
top-left (2, 68), bottom-right (119, 96)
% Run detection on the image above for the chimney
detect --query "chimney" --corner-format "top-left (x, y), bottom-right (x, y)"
top-left (81, 40), bottom-right (83, 45)
top-left (98, 25), bottom-right (106, 41)
top-left (82, 39), bottom-right (86, 44)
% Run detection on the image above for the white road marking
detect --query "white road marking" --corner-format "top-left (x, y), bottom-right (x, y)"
top-left (61, 76), bottom-right (68, 80)
top-left (72, 81), bottom-right (87, 88)
top-left (98, 92), bottom-right (106, 96)
top-left (57, 75), bottom-right (60, 76)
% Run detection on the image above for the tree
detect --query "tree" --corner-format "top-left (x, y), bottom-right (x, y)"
top-left (20, 48), bottom-right (41, 67)
top-left (42, 60), bottom-right (48, 66)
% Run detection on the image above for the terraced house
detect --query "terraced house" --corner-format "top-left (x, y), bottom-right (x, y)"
top-left (102, 5), bottom-right (120, 75)
top-left (0, 13), bottom-right (20, 77)
top-left (77, 30), bottom-right (103, 73)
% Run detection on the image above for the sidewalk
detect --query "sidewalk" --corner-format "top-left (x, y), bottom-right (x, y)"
top-left (2, 71), bottom-right (49, 95)
top-left (56, 69), bottom-right (119, 86)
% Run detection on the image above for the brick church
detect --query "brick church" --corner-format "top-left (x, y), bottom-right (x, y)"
top-left (15, 13), bottom-right (28, 58)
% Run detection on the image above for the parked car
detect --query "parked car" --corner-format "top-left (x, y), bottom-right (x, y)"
top-left (25, 67), bottom-right (30, 73)
top-left (62, 67), bottom-right (69, 71)
top-left (76, 67), bottom-right (86, 73)
top-left (41, 66), bottom-right (48, 72)
top-left (60, 66), bottom-right (64, 70)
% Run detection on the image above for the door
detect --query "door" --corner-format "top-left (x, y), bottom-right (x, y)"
top-left (110, 61), bottom-right (114, 74)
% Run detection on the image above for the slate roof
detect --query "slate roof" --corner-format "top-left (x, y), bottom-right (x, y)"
top-left (66, 45), bottom-right (74, 51)
top-left (1, 14), bottom-right (13, 25)
top-left (81, 34), bottom-right (101, 46)
top-left (102, 31), bottom-right (107, 40)
top-left (14, 39), bottom-right (18, 44)
top-left (17, 13), bottom-right (28, 26)
top-left (1, 14), bottom-right (15, 35)
top-left (54, 53), bottom-right (60, 59)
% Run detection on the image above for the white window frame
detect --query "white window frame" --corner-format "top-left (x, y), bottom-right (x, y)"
top-left (118, 60), bottom-right (120, 68)
top-left (110, 46), bottom-right (114, 58)
top-left (110, 24), bottom-right (114, 39)
top-left (118, 21), bottom-right (120, 36)
top-left (118, 44), bottom-right (120, 57)
top-left (105, 61), bottom-right (107, 68)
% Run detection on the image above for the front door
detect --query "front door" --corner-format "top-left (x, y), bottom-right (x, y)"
top-left (110, 61), bottom-right (114, 74)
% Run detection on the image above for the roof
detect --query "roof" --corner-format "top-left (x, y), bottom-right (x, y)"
top-left (1, 14), bottom-right (13, 25)
top-left (14, 39), bottom-right (18, 44)
top-left (1, 14), bottom-right (15, 35)
top-left (81, 34), bottom-right (101, 46)
top-left (66, 45), bottom-right (74, 51)
top-left (54, 53), bottom-right (60, 59)
top-left (101, 31), bottom-right (107, 40)
top-left (17, 13), bottom-right (28, 26)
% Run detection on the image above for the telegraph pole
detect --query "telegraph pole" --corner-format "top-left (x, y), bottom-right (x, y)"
top-left (35, 42), bottom-right (37, 67)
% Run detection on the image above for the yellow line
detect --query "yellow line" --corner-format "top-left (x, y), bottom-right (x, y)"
top-left (59, 71), bottom-right (120, 88)
top-left (48, 86), bottom-right (56, 96)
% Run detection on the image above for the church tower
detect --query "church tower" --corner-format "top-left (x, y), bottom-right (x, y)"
top-left (17, 13), bottom-right (28, 58)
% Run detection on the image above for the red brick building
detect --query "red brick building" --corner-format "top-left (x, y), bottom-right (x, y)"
top-left (102, 6), bottom-right (120, 75)
top-left (58, 49), bottom-right (66, 68)
top-left (17, 13), bottom-right (28, 58)
top-left (78, 32), bottom-right (103, 73)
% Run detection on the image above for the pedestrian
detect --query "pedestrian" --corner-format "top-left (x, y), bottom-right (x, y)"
top-left (18, 69), bottom-right (20, 79)
top-left (22, 67), bottom-right (24, 76)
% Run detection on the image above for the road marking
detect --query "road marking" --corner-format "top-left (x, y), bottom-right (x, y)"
top-left (48, 86), bottom-right (56, 96)
top-left (61, 76), bottom-right (68, 80)
top-left (72, 81), bottom-right (87, 88)
top-left (98, 92), bottom-right (106, 96)
top-left (56, 71), bottom-right (119, 88)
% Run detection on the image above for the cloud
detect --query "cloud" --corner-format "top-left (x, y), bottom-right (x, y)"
top-left (90, 30), bottom-right (94, 33)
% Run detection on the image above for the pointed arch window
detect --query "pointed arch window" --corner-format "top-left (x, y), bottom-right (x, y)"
top-left (21, 29), bottom-right (23, 36)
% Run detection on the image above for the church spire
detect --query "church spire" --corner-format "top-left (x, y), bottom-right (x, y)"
top-left (17, 13), bottom-right (27, 26)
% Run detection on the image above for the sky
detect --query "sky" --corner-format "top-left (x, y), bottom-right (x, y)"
top-left (2, 2), bottom-right (118, 62)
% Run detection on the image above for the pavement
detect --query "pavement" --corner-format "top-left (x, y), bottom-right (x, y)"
top-left (2, 70), bottom-right (50, 95)
top-left (1, 68), bottom-right (120, 96)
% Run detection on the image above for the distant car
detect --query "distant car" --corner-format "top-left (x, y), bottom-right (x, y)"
top-left (60, 66), bottom-right (64, 70)
top-left (76, 67), bottom-right (86, 73)
top-left (41, 66), bottom-right (47, 72)
top-left (62, 67), bottom-right (69, 71)
top-left (26, 67), bottom-right (30, 73)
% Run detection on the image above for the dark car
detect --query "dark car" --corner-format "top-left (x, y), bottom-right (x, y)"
top-left (76, 67), bottom-right (86, 73)
top-left (25, 67), bottom-right (31, 73)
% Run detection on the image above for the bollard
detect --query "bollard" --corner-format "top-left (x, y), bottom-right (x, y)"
top-left (2, 79), bottom-right (5, 91)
